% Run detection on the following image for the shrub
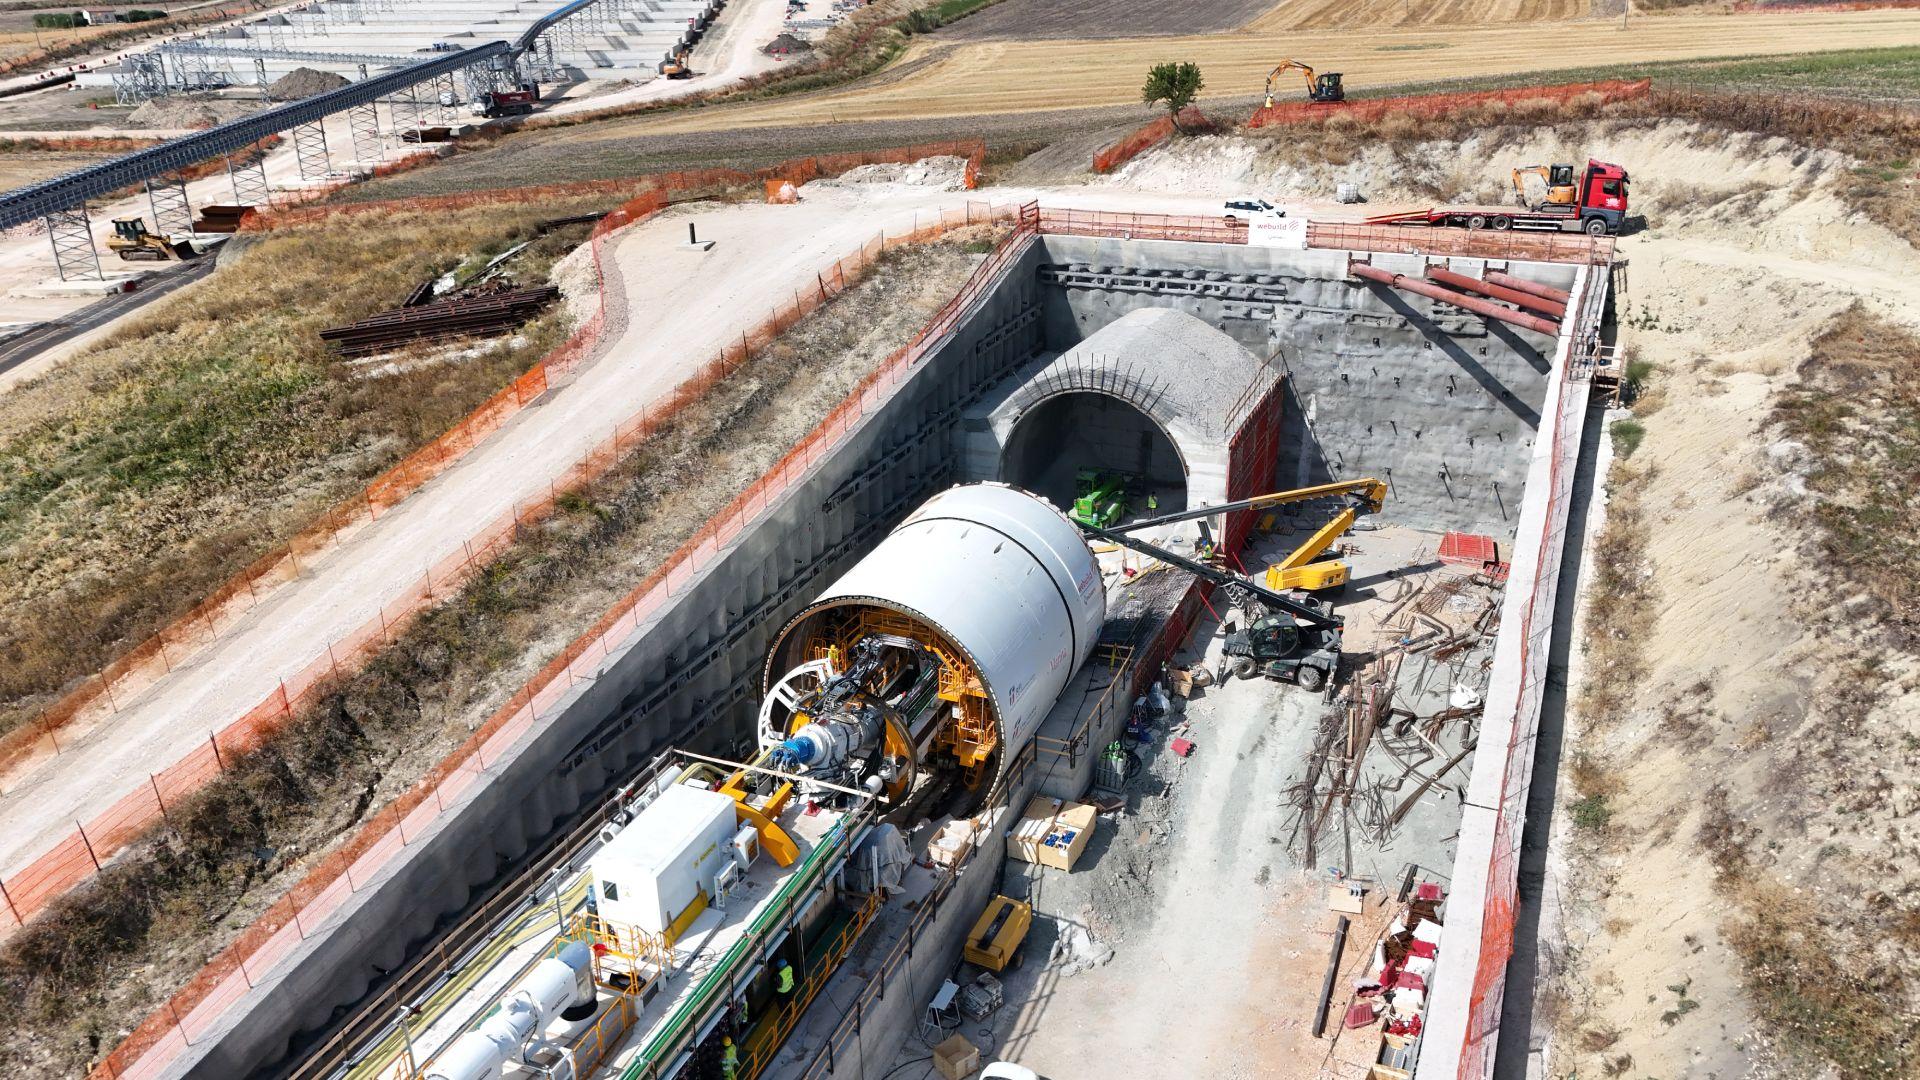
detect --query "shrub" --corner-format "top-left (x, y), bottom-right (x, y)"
top-left (1610, 418), bottom-right (1645, 458)
top-left (1570, 793), bottom-right (1613, 831)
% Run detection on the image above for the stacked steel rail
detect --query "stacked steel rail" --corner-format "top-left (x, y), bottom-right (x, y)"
top-left (319, 286), bottom-right (558, 355)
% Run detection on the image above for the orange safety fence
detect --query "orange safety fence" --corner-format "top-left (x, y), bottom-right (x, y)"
top-left (247, 140), bottom-right (987, 231)
top-left (1037, 206), bottom-right (1248, 245)
top-left (0, 141), bottom-right (987, 932)
top-left (1305, 221), bottom-right (1615, 266)
top-left (1248, 79), bottom-right (1652, 128)
top-left (1091, 107), bottom-right (1211, 174)
top-left (1032, 206), bottom-right (1613, 266)
top-left (1439, 265), bottom-right (1610, 1078)
top-left (84, 199), bottom-right (1034, 1080)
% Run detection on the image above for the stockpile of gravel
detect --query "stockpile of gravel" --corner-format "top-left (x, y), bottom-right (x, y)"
top-left (763, 32), bottom-right (811, 54)
top-left (127, 97), bottom-right (222, 129)
top-left (269, 67), bottom-right (350, 99)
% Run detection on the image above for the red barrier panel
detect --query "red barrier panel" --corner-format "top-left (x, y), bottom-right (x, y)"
top-left (1248, 79), bottom-right (1651, 129)
top-left (1092, 107), bottom-right (1210, 174)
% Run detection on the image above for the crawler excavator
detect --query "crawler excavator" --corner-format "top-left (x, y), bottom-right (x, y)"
top-left (1264, 59), bottom-right (1345, 108)
top-left (1070, 478), bottom-right (1389, 692)
top-left (1510, 162), bottom-right (1579, 211)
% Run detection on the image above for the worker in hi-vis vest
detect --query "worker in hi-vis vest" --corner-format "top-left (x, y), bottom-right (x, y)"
top-left (721, 1035), bottom-right (739, 1079)
top-left (775, 957), bottom-right (796, 1001)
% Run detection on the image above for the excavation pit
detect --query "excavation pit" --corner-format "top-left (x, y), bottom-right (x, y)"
top-left (152, 215), bottom-right (1602, 1080)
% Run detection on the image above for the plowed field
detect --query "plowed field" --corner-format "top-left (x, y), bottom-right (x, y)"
top-left (1249, 0), bottom-right (1584, 31)
top-left (937, 0), bottom-right (1275, 41)
top-left (583, 8), bottom-right (1920, 134)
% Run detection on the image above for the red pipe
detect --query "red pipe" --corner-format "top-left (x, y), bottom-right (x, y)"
top-left (1484, 270), bottom-right (1571, 304)
top-left (1348, 262), bottom-right (1561, 336)
top-left (1425, 267), bottom-right (1567, 318)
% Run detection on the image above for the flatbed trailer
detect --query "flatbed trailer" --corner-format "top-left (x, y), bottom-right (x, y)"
top-left (1366, 158), bottom-right (1630, 237)
top-left (1365, 204), bottom-right (1612, 236)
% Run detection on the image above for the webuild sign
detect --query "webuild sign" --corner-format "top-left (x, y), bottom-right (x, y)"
top-left (1248, 217), bottom-right (1307, 249)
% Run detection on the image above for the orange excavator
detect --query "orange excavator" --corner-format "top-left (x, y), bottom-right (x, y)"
top-left (1264, 59), bottom-right (1345, 108)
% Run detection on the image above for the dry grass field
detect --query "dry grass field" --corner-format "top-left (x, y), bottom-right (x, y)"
top-left (0, 204), bottom-right (597, 742)
top-left (0, 148), bottom-right (111, 190)
top-left (593, 8), bottom-right (1920, 133)
top-left (0, 25), bottom-right (121, 64)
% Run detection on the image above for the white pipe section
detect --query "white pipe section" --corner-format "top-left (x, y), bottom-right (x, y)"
top-left (426, 941), bottom-right (595, 1080)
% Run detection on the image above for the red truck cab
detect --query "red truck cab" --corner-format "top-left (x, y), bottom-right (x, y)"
top-left (1579, 159), bottom-right (1630, 235)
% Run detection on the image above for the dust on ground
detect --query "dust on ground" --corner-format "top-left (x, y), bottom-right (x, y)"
top-left (926, 517), bottom-right (1494, 1078)
top-left (0, 148), bottom-right (113, 190)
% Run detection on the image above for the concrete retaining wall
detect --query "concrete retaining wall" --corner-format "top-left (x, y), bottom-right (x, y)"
top-left (1021, 235), bottom-right (1568, 536)
top-left (189, 240), bottom-right (1053, 1080)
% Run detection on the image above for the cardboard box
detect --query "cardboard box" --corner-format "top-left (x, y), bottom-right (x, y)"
top-left (927, 818), bottom-right (978, 868)
top-left (1008, 796), bottom-right (1096, 871)
top-left (933, 1034), bottom-right (980, 1079)
top-left (1168, 668), bottom-right (1194, 697)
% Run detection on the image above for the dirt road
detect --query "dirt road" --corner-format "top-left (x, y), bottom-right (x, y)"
top-left (604, 9), bottom-right (1920, 133)
top-left (543, 0), bottom-right (790, 116)
top-left (0, 178), bottom-right (1029, 893)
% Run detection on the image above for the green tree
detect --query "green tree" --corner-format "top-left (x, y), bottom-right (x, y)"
top-left (1141, 62), bottom-right (1203, 133)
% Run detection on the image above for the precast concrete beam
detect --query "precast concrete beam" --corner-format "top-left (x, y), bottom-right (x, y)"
top-left (1484, 269), bottom-right (1571, 305)
top-left (1348, 261), bottom-right (1560, 336)
top-left (1425, 266), bottom-right (1567, 319)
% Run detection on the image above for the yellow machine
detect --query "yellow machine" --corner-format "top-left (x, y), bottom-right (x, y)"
top-left (1244, 478), bottom-right (1387, 593)
top-left (962, 895), bottom-right (1032, 972)
top-left (1264, 59), bottom-right (1346, 108)
top-left (105, 217), bottom-right (192, 262)
top-left (1510, 163), bottom-right (1579, 210)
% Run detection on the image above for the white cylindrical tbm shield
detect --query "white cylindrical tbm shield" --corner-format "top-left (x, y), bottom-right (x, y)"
top-left (765, 483), bottom-right (1105, 789)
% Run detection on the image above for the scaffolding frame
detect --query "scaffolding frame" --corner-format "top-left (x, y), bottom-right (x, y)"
top-left (45, 206), bottom-right (104, 281)
top-left (292, 119), bottom-right (331, 180)
top-left (113, 53), bottom-right (168, 106)
top-left (144, 174), bottom-right (195, 235)
top-left (3, 42), bottom-right (511, 230)
top-left (435, 71), bottom-right (460, 123)
top-left (227, 151), bottom-right (273, 207)
top-left (348, 101), bottom-right (383, 164)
